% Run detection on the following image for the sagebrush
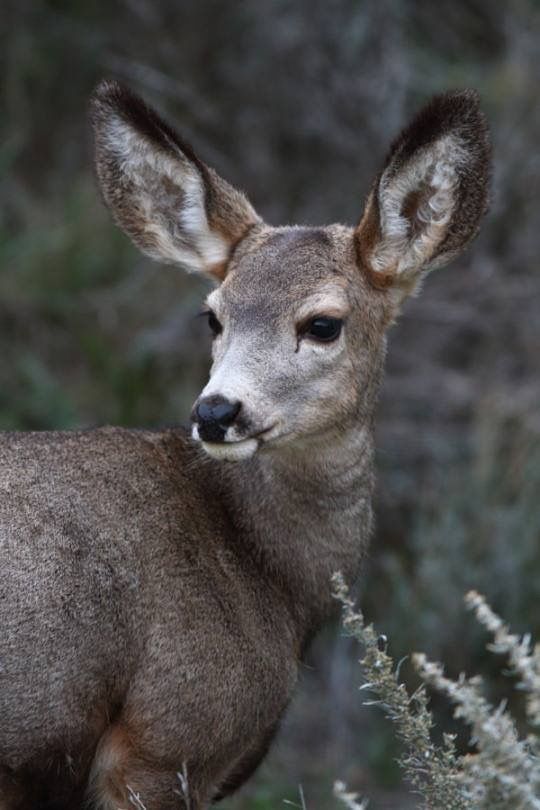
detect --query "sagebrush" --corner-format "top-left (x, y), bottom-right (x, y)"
top-left (333, 574), bottom-right (540, 810)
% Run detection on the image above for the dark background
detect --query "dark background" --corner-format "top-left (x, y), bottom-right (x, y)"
top-left (2, 2), bottom-right (539, 807)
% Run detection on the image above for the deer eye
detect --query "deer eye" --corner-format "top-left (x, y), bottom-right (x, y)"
top-left (304, 317), bottom-right (343, 342)
top-left (206, 310), bottom-right (222, 337)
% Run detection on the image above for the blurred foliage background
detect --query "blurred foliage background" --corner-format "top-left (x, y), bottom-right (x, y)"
top-left (1, 1), bottom-right (539, 807)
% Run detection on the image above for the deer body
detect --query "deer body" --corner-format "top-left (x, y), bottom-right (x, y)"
top-left (0, 85), bottom-right (489, 808)
top-left (0, 416), bottom-right (373, 807)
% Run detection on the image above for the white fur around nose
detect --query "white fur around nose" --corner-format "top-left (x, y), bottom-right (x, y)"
top-left (201, 438), bottom-right (258, 461)
top-left (103, 115), bottom-right (228, 271)
top-left (371, 134), bottom-right (467, 278)
top-left (201, 345), bottom-right (256, 409)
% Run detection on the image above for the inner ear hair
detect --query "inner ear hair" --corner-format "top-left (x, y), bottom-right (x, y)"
top-left (401, 185), bottom-right (430, 238)
top-left (90, 80), bottom-right (260, 279)
top-left (356, 89), bottom-right (491, 291)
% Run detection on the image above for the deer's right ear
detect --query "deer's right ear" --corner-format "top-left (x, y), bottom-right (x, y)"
top-left (355, 90), bottom-right (491, 301)
top-left (90, 81), bottom-right (261, 281)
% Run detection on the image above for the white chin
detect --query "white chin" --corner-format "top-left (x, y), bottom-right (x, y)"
top-left (201, 438), bottom-right (258, 462)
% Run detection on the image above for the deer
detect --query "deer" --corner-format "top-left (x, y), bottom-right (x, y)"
top-left (0, 82), bottom-right (490, 809)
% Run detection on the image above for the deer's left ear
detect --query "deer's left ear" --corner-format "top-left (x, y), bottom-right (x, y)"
top-left (355, 90), bottom-right (491, 300)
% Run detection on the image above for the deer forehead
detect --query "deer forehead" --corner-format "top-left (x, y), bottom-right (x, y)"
top-left (207, 225), bottom-right (360, 322)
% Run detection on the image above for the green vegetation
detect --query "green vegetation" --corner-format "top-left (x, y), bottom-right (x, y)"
top-left (333, 577), bottom-right (540, 809)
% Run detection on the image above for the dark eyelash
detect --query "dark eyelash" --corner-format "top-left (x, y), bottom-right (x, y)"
top-left (206, 310), bottom-right (222, 336)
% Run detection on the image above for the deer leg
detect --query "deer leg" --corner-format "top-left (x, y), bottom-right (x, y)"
top-left (0, 766), bottom-right (86, 810)
top-left (88, 724), bottom-right (209, 810)
top-left (0, 769), bottom-right (27, 810)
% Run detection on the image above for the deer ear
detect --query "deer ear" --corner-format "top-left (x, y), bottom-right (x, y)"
top-left (90, 81), bottom-right (261, 281)
top-left (355, 90), bottom-right (491, 299)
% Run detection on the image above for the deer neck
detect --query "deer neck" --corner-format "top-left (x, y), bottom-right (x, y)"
top-left (224, 417), bottom-right (375, 643)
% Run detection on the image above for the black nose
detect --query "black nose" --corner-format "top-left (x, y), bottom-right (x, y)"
top-left (193, 395), bottom-right (242, 442)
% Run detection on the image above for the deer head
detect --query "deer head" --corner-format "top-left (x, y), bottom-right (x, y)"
top-left (91, 82), bottom-right (490, 462)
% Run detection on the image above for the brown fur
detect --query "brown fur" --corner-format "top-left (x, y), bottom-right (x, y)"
top-left (355, 190), bottom-right (395, 289)
top-left (0, 84), bottom-right (491, 808)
